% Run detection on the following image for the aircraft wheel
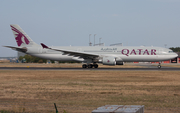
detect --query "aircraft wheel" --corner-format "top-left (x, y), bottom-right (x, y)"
top-left (94, 64), bottom-right (98, 68)
top-left (82, 64), bottom-right (87, 68)
top-left (88, 64), bottom-right (93, 68)
top-left (157, 65), bottom-right (161, 69)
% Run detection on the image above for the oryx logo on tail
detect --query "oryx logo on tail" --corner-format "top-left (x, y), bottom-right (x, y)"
top-left (10, 25), bottom-right (30, 46)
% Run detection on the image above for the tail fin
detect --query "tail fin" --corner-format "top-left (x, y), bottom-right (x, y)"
top-left (10, 24), bottom-right (39, 47)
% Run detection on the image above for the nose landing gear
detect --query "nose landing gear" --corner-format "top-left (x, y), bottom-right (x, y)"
top-left (157, 62), bottom-right (161, 69)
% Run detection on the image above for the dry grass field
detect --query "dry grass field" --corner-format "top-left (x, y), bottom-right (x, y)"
top-left (0, 69), bottom-right (180, 113)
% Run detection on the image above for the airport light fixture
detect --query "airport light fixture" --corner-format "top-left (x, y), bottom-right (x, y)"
top-left (99, 37), bottom-right (102, 46)
top-left (94, 34), bottom-right (96, 46)
top-left (89, 34), bottom-right (92, 46)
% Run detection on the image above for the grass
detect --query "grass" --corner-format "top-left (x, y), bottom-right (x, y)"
top-left (0, 110), bottom-right (9, 113)
top-left (0, 70), bottom-right (180, 113)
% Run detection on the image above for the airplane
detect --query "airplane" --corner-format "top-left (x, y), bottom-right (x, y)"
top-left (4, 24), bottom-right (178, 69)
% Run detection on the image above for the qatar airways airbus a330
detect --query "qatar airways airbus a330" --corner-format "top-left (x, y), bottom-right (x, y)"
top-left (5, 25), bottom-right (178, 68)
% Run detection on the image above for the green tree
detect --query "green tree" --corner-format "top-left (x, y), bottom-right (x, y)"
top-left (169, 47), bottom-right (180, 52)
top-left (18, 55), bottom-right (47, 63)
top-left (18, 56), bottom-right (23, 61)
top-left (38, 59), bottom-right (43, 63)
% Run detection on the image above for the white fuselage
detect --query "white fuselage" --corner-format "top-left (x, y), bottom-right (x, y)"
top-left (26, 46), bottom-right (178, 62)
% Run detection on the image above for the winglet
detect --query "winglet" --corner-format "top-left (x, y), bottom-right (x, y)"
top-left (41, 43), bottom-right (49, 49)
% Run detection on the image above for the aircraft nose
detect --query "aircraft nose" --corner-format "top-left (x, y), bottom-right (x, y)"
top-left (175, 53), bottom-right (178, 57)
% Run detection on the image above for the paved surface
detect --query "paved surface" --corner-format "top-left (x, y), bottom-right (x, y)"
top-left (0, 67), bottom-right (179, 71)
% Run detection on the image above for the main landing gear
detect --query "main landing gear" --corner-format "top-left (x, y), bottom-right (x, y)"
top-left (82, 64), bottom-right (98, 68)
top-left (157, 62), bottom-right (161, 69)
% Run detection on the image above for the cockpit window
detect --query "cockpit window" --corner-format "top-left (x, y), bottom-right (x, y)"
top-left (169, 51), bottom-right (173, 53)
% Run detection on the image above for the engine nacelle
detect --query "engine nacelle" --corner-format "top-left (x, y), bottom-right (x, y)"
top-left (116, 61), bottom-right (124, 65)
top-left (102, 56), bottom-right (116, 65)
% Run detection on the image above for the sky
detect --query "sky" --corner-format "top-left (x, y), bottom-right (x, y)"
top-left (0, 0), bottom-right (180, 57)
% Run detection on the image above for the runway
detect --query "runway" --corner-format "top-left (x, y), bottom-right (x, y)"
top-left (0, 67), bottom-right (180, 71)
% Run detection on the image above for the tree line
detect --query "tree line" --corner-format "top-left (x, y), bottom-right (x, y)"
top-left (169, 47), bottom-right (180, 52)
top-left (19, 55), bottom-right (47, 63)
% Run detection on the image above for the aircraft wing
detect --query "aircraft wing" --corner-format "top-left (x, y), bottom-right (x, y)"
top-left (41, 43), bottom-right (99, 59)
top-left (4, 46), bottom-right (27, 53)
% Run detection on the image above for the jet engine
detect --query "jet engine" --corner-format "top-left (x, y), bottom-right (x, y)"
top-left (101, 56), bottom-right (124, 66)
top-left (102, 56), bottom-right (116, 65)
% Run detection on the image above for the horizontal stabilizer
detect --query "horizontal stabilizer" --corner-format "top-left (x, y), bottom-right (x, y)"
top-left (4, 46), bottom-right (27, 53)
